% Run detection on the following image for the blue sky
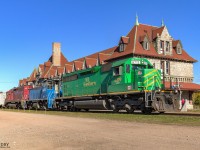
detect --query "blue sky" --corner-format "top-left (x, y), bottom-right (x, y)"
top-left (0, 0), bottom-right (199, 92)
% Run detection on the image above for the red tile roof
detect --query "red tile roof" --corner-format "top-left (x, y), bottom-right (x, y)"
top-left (98, 53), bottom-right (112, 64)
top-left (172, 40), bottom-right (180, 48)
top-left (19, 78), bottom-right (29, 86)
top-left (73, 61), bottom-right (83, 71)
top-left (65, 63), bottom-right (73, 73)
top-left (107, 24), bottom-right (197, 62)
top-left (28, 68), bottom-right (37, 82)
top-left (44, 66), bottom-right (57, 79)
top-left (85, 57), bottom-right (97, 68)
top-left (165, 82), bottom-right (200, 91)
top-left (44, 62), bottom-right (52, 67)
top-left (152, 26), bottom-right (165, 39)
top-left (60, 52), bottom-right (68, 66)
top-left (48, 52), bottom-right (68, 66)
top-left (57, 67), bottom-right (65, 76)
top-left (48, 66), bottom-right (57, 78)
top-left (69, 46), bottom-right (116, 67)
top-left (121, 36), bottom-right (130, 44)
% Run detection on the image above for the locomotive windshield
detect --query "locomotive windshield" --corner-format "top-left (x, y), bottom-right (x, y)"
top-left (132, 65), bottom-right (146, 70)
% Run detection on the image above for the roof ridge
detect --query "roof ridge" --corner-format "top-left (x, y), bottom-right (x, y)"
top-left (139, 23), bottom-right (159, 28)
top-left (85, 57), bottom-right (97, 60)
top-left (99, 53), bottom-right (111, 55)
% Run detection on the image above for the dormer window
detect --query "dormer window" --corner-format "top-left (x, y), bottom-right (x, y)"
top-left (177, 46), bottom-right (182, 54)
top-left (173, 40), bottom-right (182, 54)
top-left (119, 43), bottom-right (124, 52)
top-left (166, 41), bottom-right (170, 52)
top-left (160, 41), bottom-right (164, 53)
top-left (118, 36), bottom-right (129, 52)
top-left (144, 42), bottom-right (149, 50)
top-left (140, 35), bottom-right (150, 50)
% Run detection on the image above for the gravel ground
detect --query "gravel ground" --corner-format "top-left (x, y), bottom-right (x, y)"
top-left (0, 111), bottom-right (200, 150)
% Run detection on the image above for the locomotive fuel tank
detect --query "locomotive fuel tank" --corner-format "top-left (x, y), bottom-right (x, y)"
top-left (74, 99), bottom-right (108, 110)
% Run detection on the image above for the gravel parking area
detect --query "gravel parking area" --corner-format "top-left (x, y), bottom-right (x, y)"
top-left (0, 111), bottom-right (200, 150)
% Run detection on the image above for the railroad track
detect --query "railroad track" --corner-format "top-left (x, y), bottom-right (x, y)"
top-left (161, 112), bottom-right (200, 117)
top-left (2, 108), bottom-right (200, 117)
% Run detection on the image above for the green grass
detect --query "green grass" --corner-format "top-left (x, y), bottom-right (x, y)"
top-left (1, 108), bottom-right (200, 126)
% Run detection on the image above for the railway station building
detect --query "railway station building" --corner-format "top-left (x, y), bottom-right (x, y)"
top-left (19, 17), bottom-right (200, 102)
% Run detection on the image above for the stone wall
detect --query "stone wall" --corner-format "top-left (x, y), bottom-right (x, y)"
top-left (170, 61), bottom-right (193, 77)
top-left (147, 58), bottom-right (194, 82)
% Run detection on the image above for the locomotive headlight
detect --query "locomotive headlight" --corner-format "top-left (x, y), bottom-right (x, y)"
top-left (127, 86), bottom-right (132, 90)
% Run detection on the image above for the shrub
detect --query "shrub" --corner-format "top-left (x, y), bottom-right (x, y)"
top-left (193, 92), bottom-right (200, 106)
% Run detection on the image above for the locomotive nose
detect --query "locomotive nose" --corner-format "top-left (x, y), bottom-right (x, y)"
top-left (137, 69), bottom-right (162, 91)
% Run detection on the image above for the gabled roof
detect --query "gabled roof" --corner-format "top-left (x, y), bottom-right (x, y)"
top-left (73, 61), bottom-right (83, 71)
top-left (65, 63), bottom-right (73, 73)
top-left (28, 68), bottom-right (37, 82)
top-left (107, 24), bottom-right (197, 62)
top-left (85, 57), bottom-right (97, 68)
top-left (69, 46), bottom-right (117, 67)
top-left (98, 53), bottom-right (112, 64)
top-left (45, 66), bottom-right (57, 79)
top-left (152, 26), bottom-right (165, 39)
top-left (121, 36), bottom-right (130, 44)
top-left (172, 40), bottom-right (180, 48)
top-left (48, 66), bottom-right (58, 78)
top-left (19, 78), bottom-right (29, 86)
top-left (44, 61), bottom-right (52, 67)
top-left (57, 66), bottom-right (65, 76)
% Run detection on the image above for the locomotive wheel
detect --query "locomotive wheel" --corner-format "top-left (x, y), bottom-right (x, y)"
top-left (43, 105), bottom-right (47, 110)
top-left (124, 104), bottom-right (134, 113)
top-left (142, 108), bottom-right (153, 114)
top-left (111, 104), bottom-right (119, 113)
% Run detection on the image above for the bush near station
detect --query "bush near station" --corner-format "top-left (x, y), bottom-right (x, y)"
top-left (192, 92), bottom-right (200, 106)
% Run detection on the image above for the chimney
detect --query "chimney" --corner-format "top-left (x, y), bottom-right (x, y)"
top-left (52, 42), bottom-right (61, 66)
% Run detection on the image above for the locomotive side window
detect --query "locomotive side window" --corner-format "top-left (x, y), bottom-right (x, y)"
top-left (63, 74), bottom-right (78, 82)
top-left (113, 66), bottom-right (122, 76)
top-left (101, 63), bottom-right (112, 72)
top-left (126, 64), bottom-right (130, 73)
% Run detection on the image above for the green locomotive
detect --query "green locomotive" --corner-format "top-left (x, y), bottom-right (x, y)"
top-left (60, 57), bottom-right (178, 113)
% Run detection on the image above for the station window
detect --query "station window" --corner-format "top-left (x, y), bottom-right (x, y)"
top-left (165, 61), bottom-right (170, 75)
